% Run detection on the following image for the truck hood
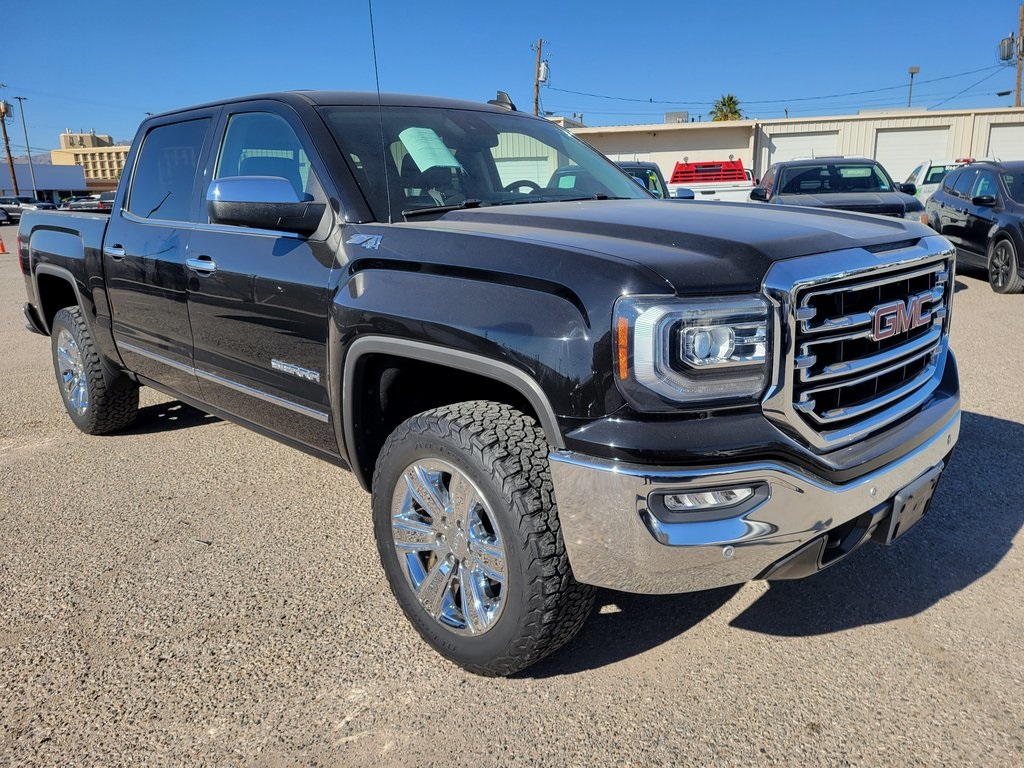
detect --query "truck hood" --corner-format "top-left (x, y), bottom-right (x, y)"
top-left (772, 192), bottom-right (923, 216)
top-left (435, 199), bottom-right (930, 293)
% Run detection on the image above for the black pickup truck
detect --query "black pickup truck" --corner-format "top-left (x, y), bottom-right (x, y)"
top-left (18, 91), bottom-right (961, 676)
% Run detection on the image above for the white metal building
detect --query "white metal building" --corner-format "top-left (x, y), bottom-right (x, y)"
top-left (571, 107), bottom-right (1024, 184)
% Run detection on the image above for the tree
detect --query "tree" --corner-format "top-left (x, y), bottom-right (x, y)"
top-left (710, 94), bottom-right (743, 121)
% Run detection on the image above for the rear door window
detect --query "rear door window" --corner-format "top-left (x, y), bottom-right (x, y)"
top-left (127, 119), bottom-right (210, 222)
top-left (951, 169), bottom-right (977, 199)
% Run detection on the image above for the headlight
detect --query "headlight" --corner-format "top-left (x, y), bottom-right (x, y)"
top-left (613, 295), bottom-right (770, 411)
top-left (903, 209), bottom-right (927, 223)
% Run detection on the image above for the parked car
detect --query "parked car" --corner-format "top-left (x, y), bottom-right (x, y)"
top-left (903, 159), bottom-right (986, 204)
top-left (616, 161), bottom-right (669, 198)
top-left (64, 192), bottom-right (116, 213)
top-left (0, 207), bottom-right (9, 225)
top-left (61, 196), bottom-right (98, 211)
top-left (924, 159), bottom-right (1024, 293)
top-left (667, 159), bottom-right (754, 201)
top-left (0, 196), bottom-right (56, 222)
top-left (750, 157), bottom-right (924, 220)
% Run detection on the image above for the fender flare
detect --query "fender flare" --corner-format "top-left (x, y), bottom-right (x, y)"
top-left (33, 263), bottom-right (88, 335)
top-left (341, 336), bottom-right (564, 490)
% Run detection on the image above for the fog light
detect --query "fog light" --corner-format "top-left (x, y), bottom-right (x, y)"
top-left (663, 487), bottom-right (755, 511)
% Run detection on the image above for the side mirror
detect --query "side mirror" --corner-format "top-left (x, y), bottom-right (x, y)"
top-left (971, 194), bottom-right (997, 207)
top-left (207, 176), bottom-right (326, 236)
top-left (673, 187), bottom-right (695, 200)
top-left (749, 187), bottom-right (769, 202)
top-left (898, 182), bottom-right (917, 196)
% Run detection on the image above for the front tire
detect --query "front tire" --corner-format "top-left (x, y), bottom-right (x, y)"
top-left (50, 306), bottom-right (139, 434)
top-left (372, 401), bottom-right (596, 676)
top-left (987, 237), bottom-right (1024, 294)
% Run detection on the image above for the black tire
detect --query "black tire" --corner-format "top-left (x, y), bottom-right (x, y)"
top-left (987, 237), bottom-right (1024, 294)
top-left (372, 401), bottom-right (596, 676)
top-left (50, 306), bottom-right (139, 434)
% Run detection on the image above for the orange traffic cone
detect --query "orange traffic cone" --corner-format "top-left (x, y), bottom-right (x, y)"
top-left (0, 236), bottom-right (7, 255)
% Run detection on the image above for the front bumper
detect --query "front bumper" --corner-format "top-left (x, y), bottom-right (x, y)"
top-left (548, 410), bottom-right (960, 595)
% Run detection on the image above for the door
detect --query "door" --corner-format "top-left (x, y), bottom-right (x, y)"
top-left (103, 114), bottom-right (217, 397)
top-left (962, 170), bottom-right (1000, 259)
top-left (874, 128), bottom-right (949, 183)
top-left (987, 124), bottom-right (1024, 158)
top-left (931, 168), bottom-right (972, 250)
top-left (185, 107), bottom-right (339, 453)
top-left (766, 132), bottom-right (839, 164)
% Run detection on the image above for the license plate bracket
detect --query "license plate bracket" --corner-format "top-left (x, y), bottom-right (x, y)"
top-left (875, 462), bottom-right (944, 546)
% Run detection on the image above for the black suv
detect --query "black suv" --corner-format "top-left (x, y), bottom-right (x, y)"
top-left (924, 160), bottom-right (1024, 293)
top-left (750, 157), bottom-right (924, 219)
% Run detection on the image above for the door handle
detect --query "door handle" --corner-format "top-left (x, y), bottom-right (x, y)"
top-left (103, 245), bottom-right (126, 259)
top-left (186, 256), bottom-right (218, 274)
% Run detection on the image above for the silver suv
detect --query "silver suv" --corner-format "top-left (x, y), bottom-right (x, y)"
top-left (0, 196), bottom-right (57, 222)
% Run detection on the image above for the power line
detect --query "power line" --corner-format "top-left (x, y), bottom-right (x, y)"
top-left (930, 68), bottom-right (1006, 108)
top-left (546, 65), bottom-right (1006, 108)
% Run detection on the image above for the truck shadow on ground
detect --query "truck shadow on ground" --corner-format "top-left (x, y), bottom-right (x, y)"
top-left (521, 585), bottom-right (741, 678)
top-left (524, 410), bottom-right (1022, 676)
top-left (728, 410), bottom-right (1021, 637)
top-left (122, 400), bottom-right (221, 435)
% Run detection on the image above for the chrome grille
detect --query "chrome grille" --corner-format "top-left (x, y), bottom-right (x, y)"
top-left (762, 236), bottom-right (955, 450)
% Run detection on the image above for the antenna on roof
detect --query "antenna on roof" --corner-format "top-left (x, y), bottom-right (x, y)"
top-left (488, 91), bottom-right (517, 111)
top-left (367, 0), bottom-right (393, 223)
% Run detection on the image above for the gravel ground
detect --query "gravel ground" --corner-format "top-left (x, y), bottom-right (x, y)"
top-left (1, 223), bottom-right (1022, 766)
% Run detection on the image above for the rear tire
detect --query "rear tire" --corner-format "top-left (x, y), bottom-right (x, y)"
top-left (50, 306), bottom-right (139, 434)
top-left (987, 237), bottom-right (1024, 294)
top-left (372, 401), bottom-right (596, 676)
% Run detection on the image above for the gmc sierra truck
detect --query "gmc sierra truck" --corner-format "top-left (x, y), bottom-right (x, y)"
top-left (18, 91), bottom-right (960, 676)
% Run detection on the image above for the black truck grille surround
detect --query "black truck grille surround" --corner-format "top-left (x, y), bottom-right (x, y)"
top-left (762, 237), bottom-right (955, 451)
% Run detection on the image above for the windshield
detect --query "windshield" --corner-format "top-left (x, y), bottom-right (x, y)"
top-left (319, 105), bottom-right (649, 220)
top-left (778, 163), bottom-right (894, 195)
top-left (924, 164), bottom-right (961, 185)
top-left (620, 166), bottom-right (666, 198)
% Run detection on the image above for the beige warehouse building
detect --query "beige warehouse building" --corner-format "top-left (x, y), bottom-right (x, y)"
top-left (571, 106), bottom-right (1024, 184)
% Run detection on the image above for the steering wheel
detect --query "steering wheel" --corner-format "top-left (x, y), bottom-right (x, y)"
top-left (503, 179), bottom-right (543, 194)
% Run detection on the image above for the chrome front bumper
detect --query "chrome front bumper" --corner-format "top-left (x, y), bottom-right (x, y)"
top-left (548, 410), bottom-right (960, 595)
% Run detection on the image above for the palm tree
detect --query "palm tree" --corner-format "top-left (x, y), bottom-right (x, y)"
top-left (710, 94), bottom-right (743, 121)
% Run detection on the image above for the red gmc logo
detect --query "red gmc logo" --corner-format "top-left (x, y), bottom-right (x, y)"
top-left (870, 291), bottom-right (933, 341)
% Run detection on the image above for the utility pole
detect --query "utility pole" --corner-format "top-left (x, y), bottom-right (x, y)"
top-left (0, 96), bottom-right (17, 196)
top-left (1018, 3), bottom-right (1023, 107)
top-left (532, 38), bottom-right (544, 116)
top-left (13, 96), bottom-right (37, 198)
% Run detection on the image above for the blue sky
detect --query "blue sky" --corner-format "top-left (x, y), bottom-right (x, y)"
top-left (4, 0), bottom-right (1023, 152)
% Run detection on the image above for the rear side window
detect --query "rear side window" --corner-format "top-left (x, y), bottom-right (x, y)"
top-left (941, 169), bottom-right (962, 193)
top-left (127, 119), bottom-right (209, 222)
top-left (952, 169), bottom-right (977, 199)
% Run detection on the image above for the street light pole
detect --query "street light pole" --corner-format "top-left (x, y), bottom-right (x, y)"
top-left (13, 96), bottom-right (38, 199)
top-left (907, 66), bottom-right (920, 108)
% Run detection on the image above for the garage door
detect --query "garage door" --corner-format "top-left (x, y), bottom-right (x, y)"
top-left (767, 132), bottom-right (839, 164)
top-left (987, 124), bottom-right (1024, 160)
top-left (874, 128), bottom-right (949, 182)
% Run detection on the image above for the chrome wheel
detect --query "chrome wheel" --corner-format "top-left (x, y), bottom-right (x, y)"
top-left (990, 240), bottom-right (1013, 290)
top-left (56, 328), bottom-right (88, 415)
top-left (391, 458), bottom-right (507, 636)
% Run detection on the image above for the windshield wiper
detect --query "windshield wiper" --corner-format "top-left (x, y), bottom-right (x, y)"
top-left (401, 199), bottom-right (484, 219)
